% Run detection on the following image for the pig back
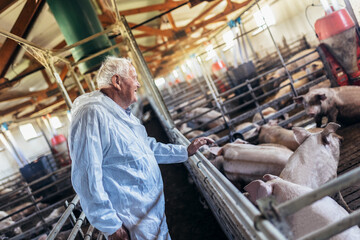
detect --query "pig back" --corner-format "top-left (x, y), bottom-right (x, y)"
top-left (280, 131), bottom-right (340, 189)
top-left (270, 178), bottom-right (360, 240)
top-left (222, 143), bottom-right (293, 182)
top-left (258, 125), bottom-right (300, 151)
top-left (333, 86), bottom-right (360, 122)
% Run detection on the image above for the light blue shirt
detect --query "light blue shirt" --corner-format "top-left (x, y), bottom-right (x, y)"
top-left (69, 91), bottom-right (188, 239)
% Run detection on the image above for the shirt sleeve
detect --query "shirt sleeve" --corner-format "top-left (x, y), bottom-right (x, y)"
top-left (69, 107), bottom-right (122, 236)
top-left (146, 136), bottom-right (188, 164)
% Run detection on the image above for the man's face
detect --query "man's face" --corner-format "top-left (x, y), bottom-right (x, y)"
top-left (119, 66), bottom-right (140, 105)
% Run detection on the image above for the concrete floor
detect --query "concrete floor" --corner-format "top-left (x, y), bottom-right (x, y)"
top-left (143, 104), bottom-right (227, 240)
top-left (337, 122), bottom-right (360, 211)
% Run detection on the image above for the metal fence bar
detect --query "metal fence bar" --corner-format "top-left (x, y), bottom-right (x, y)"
top-left (173, 128), bottom-right (286, 240)
top-left (47, 195), bottom-right (80, 240)
top-left (67, 211), bottom-right (86, 240)
top-left (0, 165), bottom-right (71, 202)
top-left (84, 225), bottom-right (95, 240)
top-left (276, 167), bottom-right (360, 217)
top-left (297, 209), bottom-right (360, 240)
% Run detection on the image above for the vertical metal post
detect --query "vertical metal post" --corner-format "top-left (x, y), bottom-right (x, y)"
top-left (25, 184), bottom-right (47, 227)
top-left (35, 119), bottom-right (54, 153)
top-left (235, 29), bottom-right (245, 64)
top-left (214, 38), bottom-right (229, 68)
top-left (118, 16), bottom-right (174, 125)
top-left (344, 0), bottom-right (360, 38)
top-left (84, 74), bottom-right (96, 92)
top-left (256, 3), bottom-right (297, 97)
top-left (2, 126), bottom-right (29, 165)
top-left (243, 23), bottom-right (258, 61)
top-left (68, 64), bottom-right (85, 94)
top-left (0, 132), bottom-right (25, 167)
top-left (239, 23), bottom-right (249, 62)
top-left (246, 79), bottom-right (266, 122)
top-left (48, 61), bottom-right (73, 109)
top-left (196, 56), bottom-right (232, 130)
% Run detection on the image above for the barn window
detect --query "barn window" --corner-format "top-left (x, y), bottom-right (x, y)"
top-left (252, 5), bottom-right (275, 35)
top-left (49, 116), bottom-right (63, 129)
top-left (19, 123), bottom-right (38, 141)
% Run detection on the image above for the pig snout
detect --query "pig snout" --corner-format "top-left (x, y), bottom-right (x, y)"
top-left (306, 106), bottom-right (320, 117)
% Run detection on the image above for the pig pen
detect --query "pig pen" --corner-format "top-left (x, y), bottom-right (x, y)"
top-left (0, 155), bottom-right (76, 239)
top-left (163, 46), bottom-right (330, 147)
top-left (157, 43), bottom-right (360, 239)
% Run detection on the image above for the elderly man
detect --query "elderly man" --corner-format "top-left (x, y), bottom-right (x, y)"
top-left (69, 56), bottom-right (213, 240)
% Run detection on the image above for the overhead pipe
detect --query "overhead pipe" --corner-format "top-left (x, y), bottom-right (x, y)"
top-left (46, 0), bottom-right (116, 74)
top-left (256, 2), bottom-right (297, 97)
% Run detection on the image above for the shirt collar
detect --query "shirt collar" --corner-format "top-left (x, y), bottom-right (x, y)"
top-left (124, 107), bottom-right (132, 116)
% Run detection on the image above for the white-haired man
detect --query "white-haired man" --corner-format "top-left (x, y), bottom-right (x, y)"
top-left (69, 56), bottom-right (213, 240)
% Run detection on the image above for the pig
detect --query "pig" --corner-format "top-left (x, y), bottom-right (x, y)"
top-left (186, 107), bottom-right (229, 129)
top-left (208, 142), bottom-right (293, 184)
top-left (0, 211), bottom-right (22, 237)
top-left (309, 79), bottom-right (331, 91)
top-left (234, 122), bottom-right (257, 140)
top-left (244, 174), bottom-right (360, 240)
top-left (261, 49), bottom-right (322, 93)
top-left (271, 49), bottom-right (321, 80)
top-left (280, 122), bottom-right (342, 189)
top-left (294, 86), bottom-right (360, 127)
top-left (179, 123), bottom-right (219, 141)
top-left (252, 107), bottom-right (289, 125)
top-left (268, 61), bottom-right (324, 106)
top-left (7, 201), bottom-right (48, 221)
top-left (35, 206), bottom-right (65, 227)
top-left (257, 123), bottom-right (300, 151)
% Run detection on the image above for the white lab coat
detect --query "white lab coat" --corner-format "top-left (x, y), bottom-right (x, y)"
top-left (69, 91), bottom-right (188, 239)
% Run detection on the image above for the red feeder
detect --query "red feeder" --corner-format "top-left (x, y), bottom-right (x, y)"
top-left (315, 9), bottom-right (360, 86)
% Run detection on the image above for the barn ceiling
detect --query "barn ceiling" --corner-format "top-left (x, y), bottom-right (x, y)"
top-left (0, 0), bottom-right (254, 124)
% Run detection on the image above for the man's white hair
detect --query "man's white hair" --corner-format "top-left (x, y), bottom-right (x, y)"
top-left (97, 56), bottom-right (133, 88)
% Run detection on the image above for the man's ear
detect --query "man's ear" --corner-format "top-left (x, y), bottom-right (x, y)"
top-left (111, 75), bottom-right (121, 89)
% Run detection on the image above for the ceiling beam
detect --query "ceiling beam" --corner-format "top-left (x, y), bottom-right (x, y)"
top-left (0, 0), bottom-right (45, 78)
top-left (128, 22), bottom-right (173, 37)
top-left (184, 0), bottom-right (222, 29)
top-left (0, 100), bottom-right (33, 116)
top-left (119, 1), bottom-right (188, 16)
top-left (41, 69), bottom-right (52, 87)
top-left (0, 0), bottom-right (17, 14)
top-left (166, 13), bottom-right (178, 30)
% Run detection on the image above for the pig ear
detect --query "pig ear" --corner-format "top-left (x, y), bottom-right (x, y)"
top-left (253, 123), bottom-right (261, 131)
top-left (233, 138), bottom-right (248, 144)
top-left (317, 93), bottom-right (327, 101)
top-left (293, 96), bottom-right (304, 104)
top-left (209, 146), bottom-right (223, 156)
top-left (293, 127), bottom-right (311, 145)
top-left (263, 174), bottom-right (279, 181)
top-left (267, 119), bottom-right (278, 126)
top-left (244, 180), bottom-right (273, 205)
top-left (321, 122), bottom-right (341, 144)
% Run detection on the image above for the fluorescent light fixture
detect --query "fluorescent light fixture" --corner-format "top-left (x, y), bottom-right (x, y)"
top-left (49, 116), bottom-right (63, 129)
top-left (172, 70), bottom-right (179, 78)
top-left (222, 30), bottom-right (234, 51)
top-left (252, 5), bottom-right (275, 36)
top-left (205, 44), bottom-right (216, 61)
top-left (155, 78), bottom-right (166, 88)
top-left (181, 65), bottom-right (187, 73)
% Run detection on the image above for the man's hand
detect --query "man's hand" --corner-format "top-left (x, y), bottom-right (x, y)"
top-left (108, 225), bottom-right (130, 240)
top-left (187, 137), bottom-right (215, 156)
